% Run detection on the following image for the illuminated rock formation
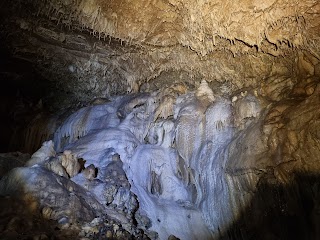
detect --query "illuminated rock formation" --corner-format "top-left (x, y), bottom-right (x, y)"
top-left (0, 0), bottom-right (319, 239)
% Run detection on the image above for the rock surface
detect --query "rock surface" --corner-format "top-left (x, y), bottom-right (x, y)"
top-left (0, 0), bottom-right (319, 113)
top-left (1, 81), bottom-right (320, 239)
top-left (0, 0), bottom-right (320, 239)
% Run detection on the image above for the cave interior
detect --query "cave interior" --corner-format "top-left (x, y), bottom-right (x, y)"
top-left (0, 0), bottom-right (320, 239)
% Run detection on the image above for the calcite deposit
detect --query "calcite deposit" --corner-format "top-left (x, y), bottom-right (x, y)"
top-left (0, 0), bottom-right (320, 239)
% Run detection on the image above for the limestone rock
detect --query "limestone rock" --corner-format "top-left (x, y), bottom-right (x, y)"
top-left (60, 150), bottom-right (81, 178)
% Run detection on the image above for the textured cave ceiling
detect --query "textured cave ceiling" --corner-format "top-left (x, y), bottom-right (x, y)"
top-left (0, 0), bottom-right (320, 152)
top-left (0, 0), bottom-right (319, 111)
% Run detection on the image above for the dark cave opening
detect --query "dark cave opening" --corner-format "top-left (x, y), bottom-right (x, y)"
top-left (0, 48), bottom-right (50, 153)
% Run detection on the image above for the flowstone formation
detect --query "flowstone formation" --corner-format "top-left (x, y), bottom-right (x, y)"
top-left (1, 79), bottom-right (320, 239)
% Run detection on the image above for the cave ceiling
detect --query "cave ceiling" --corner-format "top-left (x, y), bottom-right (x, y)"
top-left (0, 0), bottom-right (320, 109)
